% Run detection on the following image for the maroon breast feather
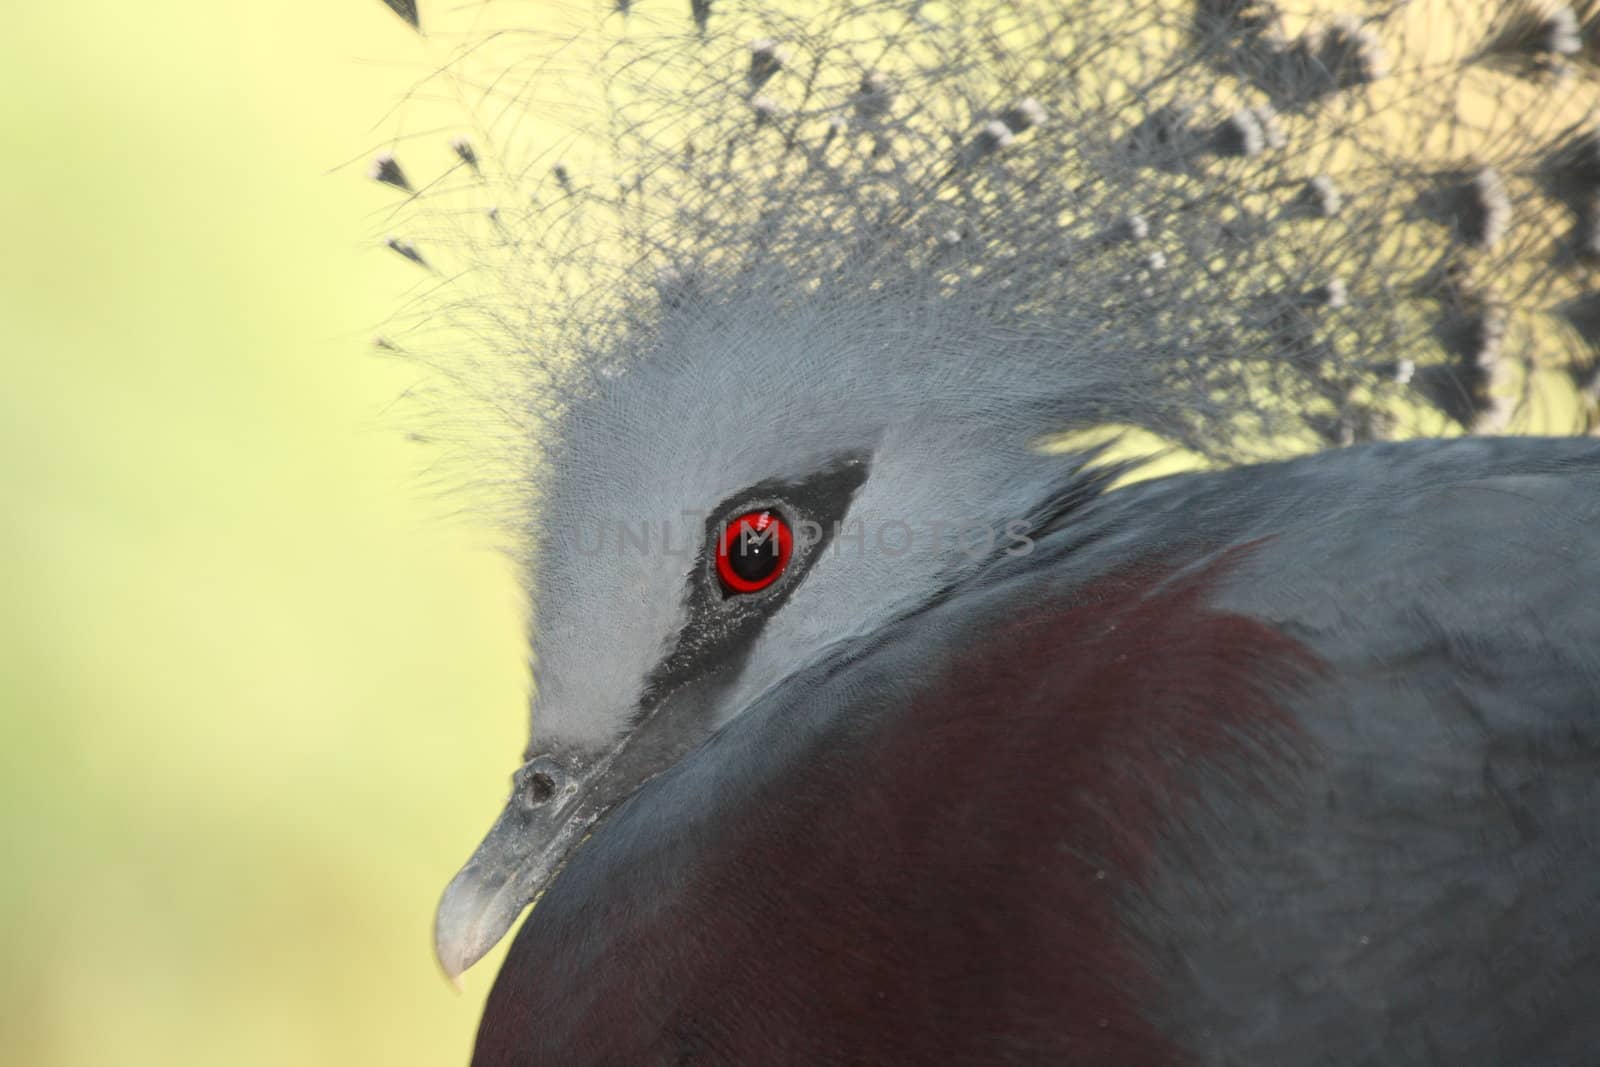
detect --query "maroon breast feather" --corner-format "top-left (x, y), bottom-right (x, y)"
top-left (476, 546), bottom-right (1324, 1066)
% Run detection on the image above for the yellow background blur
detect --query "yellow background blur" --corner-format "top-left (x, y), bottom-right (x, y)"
top-left (0, 2), bottom-right (529, 1063)
top-left (5, 2), bottom-right (1596, 1064)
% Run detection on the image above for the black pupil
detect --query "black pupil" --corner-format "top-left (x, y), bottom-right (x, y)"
top-left (729, 515), bottom-right (781, 583)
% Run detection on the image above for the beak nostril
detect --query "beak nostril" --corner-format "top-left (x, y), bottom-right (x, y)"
top-left (513, 757), bottom-right (564, 807)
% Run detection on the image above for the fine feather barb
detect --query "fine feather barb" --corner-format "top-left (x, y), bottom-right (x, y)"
top-left (362, 0), bottom-right (1600, 537)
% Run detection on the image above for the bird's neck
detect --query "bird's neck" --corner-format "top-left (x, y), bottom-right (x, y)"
top-left (475, 545), bottom-right (1320, 1064)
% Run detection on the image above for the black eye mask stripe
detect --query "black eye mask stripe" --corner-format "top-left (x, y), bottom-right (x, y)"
top-left (636, 453), bottom-right (870, 715)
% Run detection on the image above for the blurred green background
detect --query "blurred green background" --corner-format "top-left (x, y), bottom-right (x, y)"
top-left (0, 2), bottom-right (528, 1063)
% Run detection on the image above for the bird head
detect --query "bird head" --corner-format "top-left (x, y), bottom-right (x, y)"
top-left (429, 245), bottom-right (1132, 977)
top-left (367, 0), bottom-right (1600, 981)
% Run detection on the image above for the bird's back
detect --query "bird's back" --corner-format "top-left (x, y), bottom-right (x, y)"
top-left (473, 437), bottom-right (1600, 1066)
top-left (1106, 438), bottom-right (1600, 1064)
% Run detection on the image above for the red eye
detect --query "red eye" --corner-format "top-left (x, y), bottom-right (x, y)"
top-left (716, 510), bottom-right (793, 594)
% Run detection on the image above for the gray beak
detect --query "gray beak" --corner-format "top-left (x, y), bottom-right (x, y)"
top-left (434, 754), bottom-right (599, 980)
top-left (436, 680), bottom-right (725, 979)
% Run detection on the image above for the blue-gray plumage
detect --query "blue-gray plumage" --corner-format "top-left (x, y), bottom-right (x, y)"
top-left (358, 1), bottom-right (1600, 1062)
top-left (1097, 439), bottom-right (1600, 1064)
top-left (466, 437), bottom-right (1600, 1064)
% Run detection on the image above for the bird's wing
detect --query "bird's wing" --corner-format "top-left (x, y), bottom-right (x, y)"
top-left (1096, 438), bottom-right (1600, 1065)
